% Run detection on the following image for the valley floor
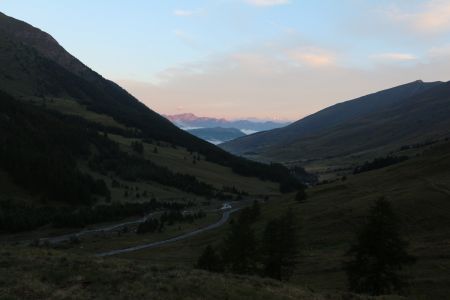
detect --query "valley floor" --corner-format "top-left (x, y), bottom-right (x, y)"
top-left (2, 141), bottom-right (450, 300)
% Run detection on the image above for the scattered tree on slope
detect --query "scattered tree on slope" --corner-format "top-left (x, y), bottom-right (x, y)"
top-left (345, 198), bottom-right (415, 295)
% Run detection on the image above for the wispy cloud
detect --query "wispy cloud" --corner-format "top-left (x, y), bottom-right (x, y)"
top-left (428, 44), bottom-right (450, 58)
top-left (370, 52), bottom-right (418, 62)
top-left (172, 29), bottom-right (199, 49)
top-left (245, 0), bottom-right (290, 7)
top-left (118, 36), bottom-right (450, 119)
top-left (287, 47), bottom-right (336, 67)
top-left (173, 9), bottom-right (203, 17)
top-left (173, 29), bottom-right (190, 40)
top-left (231, 53), bottom-right (278, 74)
top-left (383, 0), bottom-right (450, 34)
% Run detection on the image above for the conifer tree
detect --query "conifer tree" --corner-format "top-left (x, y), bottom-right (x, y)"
top-left (196, 245), bottom-right (223, 272)
top-left (221, 218), bottom-right (258, 274)
top-left (345, 198), bottom-right (415, 295)
top-left (251, 200), bottom-right (261, 219)
top-left (262, 210), bottom-right (298, 280)
top-left (295, 189), bottom-right (307, 202)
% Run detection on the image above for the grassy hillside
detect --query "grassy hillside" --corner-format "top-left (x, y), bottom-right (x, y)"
top-left (107, 133), bottom-right (278, 195)
top-left (221, 81), bottom-right (450, 176)
top-left (0, 91), bottom-right (282, 238)
top-left (102, 140), bottom-right (450, 299)
top-left (0, 246), bottom-right (401, 300)
top-left (291, 140), bottom-right (450, 299)
top-left (0, 11), bottom-right (300, 190)
top-left (0, 11), bottom-right (302, 237)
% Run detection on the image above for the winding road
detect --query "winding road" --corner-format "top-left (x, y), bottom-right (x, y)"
top-left (38, 212), bottom-right (158, 245)
top-left (96, 207), bottom-right (241, 257)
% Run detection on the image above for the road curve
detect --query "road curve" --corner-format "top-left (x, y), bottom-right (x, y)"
top-left (96, 208), bottom-right (240, 257)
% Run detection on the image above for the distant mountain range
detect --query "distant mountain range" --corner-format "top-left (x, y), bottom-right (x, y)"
top-left (165, 113), bottom-right (289, 134)
top-left (221, 80), bottom-right (450, 167)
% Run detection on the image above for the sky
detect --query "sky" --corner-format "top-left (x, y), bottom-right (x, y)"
top-left (2, 0), bottom-right (450, 120)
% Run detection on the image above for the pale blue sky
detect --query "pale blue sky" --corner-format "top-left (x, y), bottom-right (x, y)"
top-left (2, 0), bottom-right (450, 119)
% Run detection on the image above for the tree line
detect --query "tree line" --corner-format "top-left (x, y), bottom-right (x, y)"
top-left (88, 150), bottom-right (216, 197)
top-left (0, 198), bottom-right (191, 232)
top-left (52, 199), bottom-right (191, 228)
top-left (353, 155), bottom-right (408, 174)
top-left (137, 209), bottom-right (206, 234)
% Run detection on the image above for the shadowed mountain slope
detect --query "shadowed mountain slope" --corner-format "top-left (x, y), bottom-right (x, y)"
top-left (0, 11), bottom-right (300, 191)
top-left (221, 80), bottom-right (450, 163)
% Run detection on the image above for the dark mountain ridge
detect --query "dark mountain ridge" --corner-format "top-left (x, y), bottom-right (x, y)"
top-left (221, 80), bottom-right (450, 163)
top-left (0, 11), bottom-right (300, 190)
top-left (0, 11), bottom-right (92, 78)
top-left (0, 11), bottom-right (186, 143)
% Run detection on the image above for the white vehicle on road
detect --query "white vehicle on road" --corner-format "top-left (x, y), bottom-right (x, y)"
top-left (220, 203), bottom-right (232, 210)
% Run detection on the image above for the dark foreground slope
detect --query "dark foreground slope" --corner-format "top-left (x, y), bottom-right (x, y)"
top-left (0, 246), bottom-right (400, 300)
top-left (221, 80), bottom-right (450, 164)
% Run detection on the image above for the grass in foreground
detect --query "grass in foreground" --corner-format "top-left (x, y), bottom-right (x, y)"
top-left (0, 246), bottom-right (400, 300)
